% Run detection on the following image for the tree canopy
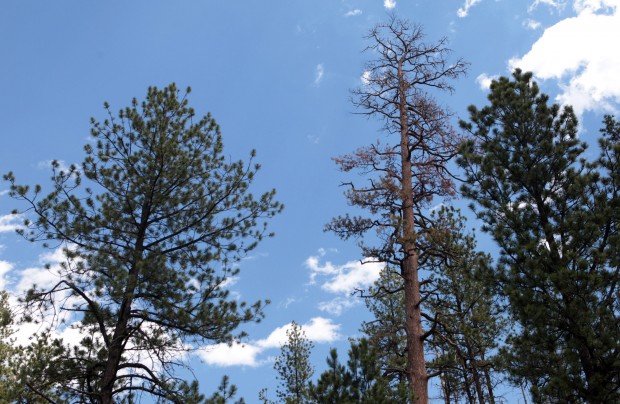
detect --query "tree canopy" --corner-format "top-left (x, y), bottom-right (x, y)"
top-left (4, 84), bottom-right (282, 403)
top-left (458, 69), bottom-right (620, 402)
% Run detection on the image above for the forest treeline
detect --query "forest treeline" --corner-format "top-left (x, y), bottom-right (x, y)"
top-left (1, 16), bottom-right (620, 404)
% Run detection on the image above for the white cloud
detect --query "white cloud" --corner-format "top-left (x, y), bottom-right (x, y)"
top-left (458, 0), bottom-right (483, 17)
top-left (15, 266), bottom-right (62, 294)
top-left (510, 1), bottom-right (620, 115)
top-left (302, 317), bottom-right (341, 342)
top-left (218, 276), bottom-right (239, 288)
top-left (529, 0), bottom-right (568, 12)
top-left (314, 64), bottom-right (325, 85)
top-left (37, 159), bottom-right (74, 174)
top-left (305, 251), bottom-right (383, 294)
top-left (258, 317), bottom-right (340, 349)
top-left (197, 317), bottom-right (340, 367)
top-left (384, 0), bottom-right (396, 10)
top-left (361, 70), bottom-right (371, 85)
top-left (345, 9), bottom-right (362, 17)
top-left (476, 73), bottom-right (498, 91)
top-left (198, 341), bottom-right (264, 367)
top-left (0, 261), bottom-right (13, 290)
top-left (318, 297), bottom-right (359, 316)
top-left (0, 214), bottom-right (22, 233)
top-left (524, 18), bottom-right (543, 29)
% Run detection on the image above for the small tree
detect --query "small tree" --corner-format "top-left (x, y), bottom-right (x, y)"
top-left (5, 84), bottom-right (282, 402)
top-left (327, 16), bottom-right (467, 402)
top-left (309, 338), bottom-right (408, 403)
top-left (274, 322), bottom-right (315, 404)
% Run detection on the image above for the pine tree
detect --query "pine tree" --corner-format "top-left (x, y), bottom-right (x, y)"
top-left (309, 338), bottom-right (409, 403)
top-left (0, 290), bottom-right (21, 401)
top-left (458, 69), bottom-right (620, 402)
top-left (326, 16), bottom-right (467, 402)
top-left (425, 207), bottom-right (504, 404)
top-left (4, 84), bottom-right (282, 402)
top-left (273, 322), bottom-right (314, 404)
top-left (361, 268), bottom-right (408, 386)
top-left (361, 208), bottom-right (505, 404)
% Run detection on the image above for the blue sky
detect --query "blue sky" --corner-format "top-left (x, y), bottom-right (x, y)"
top-left (2, 0), bottom-right (620, 402)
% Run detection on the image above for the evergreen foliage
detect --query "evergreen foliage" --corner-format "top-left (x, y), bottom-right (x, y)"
top-left (4, 84), bottom-right (282, 402)
top-left (458, 69), bottom-right (620, 402)
top-left (425, 208), bottom-right (504, 404)
top-left (362, 208), bottom-right (505, 403)
top-left (309, 338), bottom-right (409, 403)
top-left (273, 322), bottom-right (315, 404)
top-left (0, 290), bottom-right (22, 402)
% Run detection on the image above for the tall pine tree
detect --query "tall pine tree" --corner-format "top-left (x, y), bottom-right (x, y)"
top-left (458, 70), bottom-right (620, 402)
top-left (5, 84), bottom-right (282, 403)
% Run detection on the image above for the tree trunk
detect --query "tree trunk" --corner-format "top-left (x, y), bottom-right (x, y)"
top-left (101, 205), bottom-right (150, 403)
top-left (398, 60), bottom-right (428, 403)
top-left (100, 293), bottom-right (134, 404)
top-left (472, 366), bottom-right (485, 404)
top-left (482, 354), bottom-right (495, 404)
top-left (465, 343), bottom-right (485, 404)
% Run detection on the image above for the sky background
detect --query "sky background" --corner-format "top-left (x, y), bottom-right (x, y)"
top-left (2, 0), bottom-right (620, 402)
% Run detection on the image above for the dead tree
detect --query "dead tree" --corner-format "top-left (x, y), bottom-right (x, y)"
top-left (327, 17), bottom-right (467, 402)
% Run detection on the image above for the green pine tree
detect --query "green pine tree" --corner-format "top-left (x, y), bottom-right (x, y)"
top-left (273, 322), bottom-right (315, 404)
top-left (309, 338), bottom-right (408, 403)
top-left (425, 207), bottom-right (505, 404)
top-left (361, 208), bottom-right (505, 404)
top-left (458, 69), bottom-right (620, 402)
top-left (4, 84), bottom-right (282, 403)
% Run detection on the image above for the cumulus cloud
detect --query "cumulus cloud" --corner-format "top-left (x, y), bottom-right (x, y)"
top-left (384, 0), bottom-right (396, 10)
top-left (305, 251), bottom-right (383, 294)
top-left (458, 0), bottom-right (483, 17)
top-left (314, 64), bottom-right (325, 85)
top-left (510, 0), bottom-right (620, 115)
top-left (198, 341), bottom-right (264, 367)
top-left (258, 317), bottom-right (340, 349)
top-left (197, 317), bottom-right (340, 367)
top-left (345, 9), bottom-right (362, 17)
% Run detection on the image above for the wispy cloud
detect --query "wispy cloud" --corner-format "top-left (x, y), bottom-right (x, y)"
top-left (345, 9), bottom-right (362, 17)
top-left (524, 18), bottom-right (542, 29)
top-left (457, 0), bottom-right (483, 17)
top-left (384, 0), bottom-right (396, 10)
top-left (0, 214), bottom-right (22, 233)
top-left (528, 0), bottom-right (568, 12)
top-left (314, 64), bottom-right (325, 85)
top-left (318, 297), bottom-right (360, 316)
top-left (305, 250), bottom-right (383, 294)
